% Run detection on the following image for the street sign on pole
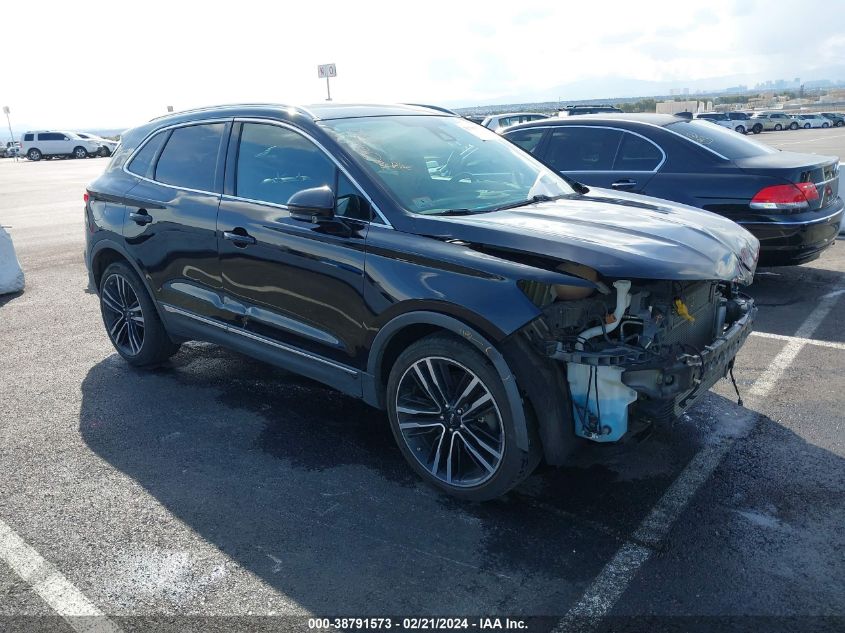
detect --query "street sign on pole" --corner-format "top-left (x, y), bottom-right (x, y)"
top-left (317, 64), bottom-right (337, 101)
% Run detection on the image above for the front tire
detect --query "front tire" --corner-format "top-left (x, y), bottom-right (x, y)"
top-left (735, 124), bottom-right (746, 134)
top-left (752, 124), bottom-right (763, 134)
top-left (27, 148), bottom-right (42, 161)
top-left (99, 261), bottom-right (179, 367)
top-left (775, 124), bottom-right (783, 131)
top-left (386, 334), bottom-right (539, 501)
top-left (822, 122), bottom-right (830, 128)
top-left (804, 123), bottom-right (811, 129)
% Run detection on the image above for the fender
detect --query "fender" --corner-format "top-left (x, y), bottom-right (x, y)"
top-left (87, 238), bottom-right (167, 323)
top-left (364, 311), bottom-right (531, 452)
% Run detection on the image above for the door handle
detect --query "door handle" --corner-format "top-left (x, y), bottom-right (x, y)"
top-left (611, 179), bottom-right (638, 190)
top-left (129, 209), bottom-right (153, 225)
top-left (223, 230), bottom-right (256, 246)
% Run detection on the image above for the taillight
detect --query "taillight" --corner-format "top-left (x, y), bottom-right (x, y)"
top-left (750, 183), bottom-right (819, 211)
top-left (83, 192), bottom-right (89, 203)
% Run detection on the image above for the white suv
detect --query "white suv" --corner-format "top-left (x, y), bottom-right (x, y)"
top-left (20, 131), bottom-right (102, 161)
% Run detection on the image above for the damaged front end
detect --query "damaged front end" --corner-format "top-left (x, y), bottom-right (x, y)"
top-left (521, 274), bottom-right (757, 443)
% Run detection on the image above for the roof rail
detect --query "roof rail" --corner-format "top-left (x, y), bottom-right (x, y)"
top-left (148, 102), bottom-right (301, 121)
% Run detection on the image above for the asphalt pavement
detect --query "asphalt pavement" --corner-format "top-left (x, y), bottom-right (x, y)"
top-left (0, 129), bottom-right (843, 633)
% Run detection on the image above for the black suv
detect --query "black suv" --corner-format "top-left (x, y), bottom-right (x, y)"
top-left (85, 104), bottom-right (758, 500)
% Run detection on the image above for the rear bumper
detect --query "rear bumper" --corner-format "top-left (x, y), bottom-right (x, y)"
top-left (739, 201), bottom-right (843, 266)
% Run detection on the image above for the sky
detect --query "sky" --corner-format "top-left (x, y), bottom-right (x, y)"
top-left (2, 0), bottom-right (844, 132)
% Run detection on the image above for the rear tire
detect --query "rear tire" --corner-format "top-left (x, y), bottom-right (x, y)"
top-left (804, 123), bottom-right (811, 129)
top-left (775, 124), bottom-right (782, 131)
top-left (98, 261), bottom-right (180, 367)
top-left (386, 334), bottom-right (540, 501)
top-left (735, 125), bottom-right (746, 134)
top-left (836, 121), bottom-right (844, 127)
top-left (822, 122), bottom-right (830, 128)
top-left (27, 148), bottom-right (42, 161)
top-left (73, 146), bottom-right (88, 159)
top-left (752, 124), bottom-right (763, 134)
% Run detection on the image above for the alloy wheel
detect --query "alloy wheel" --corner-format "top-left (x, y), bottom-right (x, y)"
top-left (101, 273), bottom-right (145, 356)
top-left (74, 147), bottom-right (87, 158)
top-left (394, 356), bottom-right (504, 487)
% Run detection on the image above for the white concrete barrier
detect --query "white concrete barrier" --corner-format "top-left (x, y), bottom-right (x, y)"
top-left (0, 227), bottom-right (25, 295)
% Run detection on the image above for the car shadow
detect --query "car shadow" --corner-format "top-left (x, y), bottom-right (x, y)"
top-left (76, 343), bottom-right (838, 616)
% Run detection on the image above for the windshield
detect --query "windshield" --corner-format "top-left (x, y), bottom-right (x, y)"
top-left (666, 119), bottom-right (778, 160)
top-left (320, 115), bottom-right (573, 215)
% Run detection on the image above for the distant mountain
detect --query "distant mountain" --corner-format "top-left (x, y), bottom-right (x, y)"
top-left (445, 67), bottom-right (845, 110)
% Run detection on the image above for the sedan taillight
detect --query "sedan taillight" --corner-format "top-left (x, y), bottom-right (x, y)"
top-left (750, 182), bottom-right (819, 211)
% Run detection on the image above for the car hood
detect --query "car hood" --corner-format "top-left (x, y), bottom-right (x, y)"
top-left (411, 189), bottom-right (759, 284)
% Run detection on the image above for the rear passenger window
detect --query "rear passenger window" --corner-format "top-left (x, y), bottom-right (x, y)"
top-left (154, 123), bottom-right (225, 192)
top-left (127, 132), bottom-right (168, 179)
top-left (545, 127), bottom-right (622, 172)
top-left (506, 128), bottom-right (545, 153)
top-left (235, 123), bottom-right (334, 206)
top-left (614, 133), bottom-right (662, 171)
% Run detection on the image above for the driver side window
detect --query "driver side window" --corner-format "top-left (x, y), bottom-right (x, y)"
top-left (236, 123), bottom-right (334, 206)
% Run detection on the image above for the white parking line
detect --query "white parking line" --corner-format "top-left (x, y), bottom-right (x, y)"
top-left (555, 288), bottom-right (845, 631)
top-left (766, 132), bottom-right (845, 145)
top-left (751, 331), bottom-right (845, 350)
top-left (0, 519), bottom-right (122, 633)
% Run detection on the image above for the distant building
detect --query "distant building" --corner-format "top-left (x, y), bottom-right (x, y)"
top-left (655, 99), bottom-right (712, 114)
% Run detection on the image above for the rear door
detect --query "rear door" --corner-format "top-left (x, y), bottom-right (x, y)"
top-left (121, 120), bottom-right (230, 322)
top-left (539, 126), bottom-right (662, 192)
top-left (216, 120), bottom-right (372, 371)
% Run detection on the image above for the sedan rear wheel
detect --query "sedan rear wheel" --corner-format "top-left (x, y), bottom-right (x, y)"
top-left (386, 334), bottom-right (539, 500)
top-left (73, 146), bottom-right (88, 159)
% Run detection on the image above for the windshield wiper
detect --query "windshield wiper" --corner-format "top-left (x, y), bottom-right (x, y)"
top-left (491, 194), bottom-right (571, 212)
top-left (427, 208), bottom-right (474, 216)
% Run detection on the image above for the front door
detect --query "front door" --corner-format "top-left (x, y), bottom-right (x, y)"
top-left (216, 121), bottom-right (372, 370)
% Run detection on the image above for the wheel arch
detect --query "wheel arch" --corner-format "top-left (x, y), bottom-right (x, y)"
top-left (89, 240), bottom-right (166, 322)
top-left (364, 311), bottom-right (532, 452)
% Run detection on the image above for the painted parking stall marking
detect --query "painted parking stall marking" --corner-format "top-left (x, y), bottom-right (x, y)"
top-left (0, 518), bottom-right (123, 633)
top-left (555, 288), bottom-right (845, 631)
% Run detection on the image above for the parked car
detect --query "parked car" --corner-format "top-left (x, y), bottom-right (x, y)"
top-left (481, 112), bottom-right (548, 132)
top-left (503, 113), bottom-right (842, 266)
top-left (727, 111), bottom-right (761, 134)
top-left (84, 103), bottom-right (759, 500)
top-left (20, 131), bottom-right (102, 161)
top-left (559, 104), bottom-right (623, 116)
top-left (695, 112), bottom-right (748, 134)
top-left (76, 132), bottom-right (119, 157)
top-left (794, 114), bottom-right (831, 129)
top-left (749, 112), bottom-right (793, 131)
top-left (820, 112), bottom-right (845, 127)
top-left (3, 141), bottom-right (20, 158)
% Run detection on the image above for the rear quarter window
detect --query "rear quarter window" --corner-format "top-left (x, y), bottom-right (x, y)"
top-left (127, 131), bottom-right (169, 180)
top-left (505, 128), bottom-right (545, 153)
top-left (665, 120), bottom-right (777, 160)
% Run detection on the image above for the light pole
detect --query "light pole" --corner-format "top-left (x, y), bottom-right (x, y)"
top-left (3, 106), bottom-right (17, 162)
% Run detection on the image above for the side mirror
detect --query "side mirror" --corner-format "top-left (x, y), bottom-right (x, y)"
top-left (288, 186), bottom-right (335, 223)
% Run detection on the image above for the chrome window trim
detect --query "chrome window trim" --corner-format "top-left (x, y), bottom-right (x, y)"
top-left (521, 125), bottom-right (667, 172)
top-left (233, 117), bottom-right (393, 228)
top-left (161, 303), bottom-right (358, 375)
top-left (122, 117), bottom-right (233, 197)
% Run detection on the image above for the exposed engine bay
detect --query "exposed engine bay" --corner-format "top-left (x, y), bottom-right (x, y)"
top-left (522, 274), bottom-right (756, 442)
